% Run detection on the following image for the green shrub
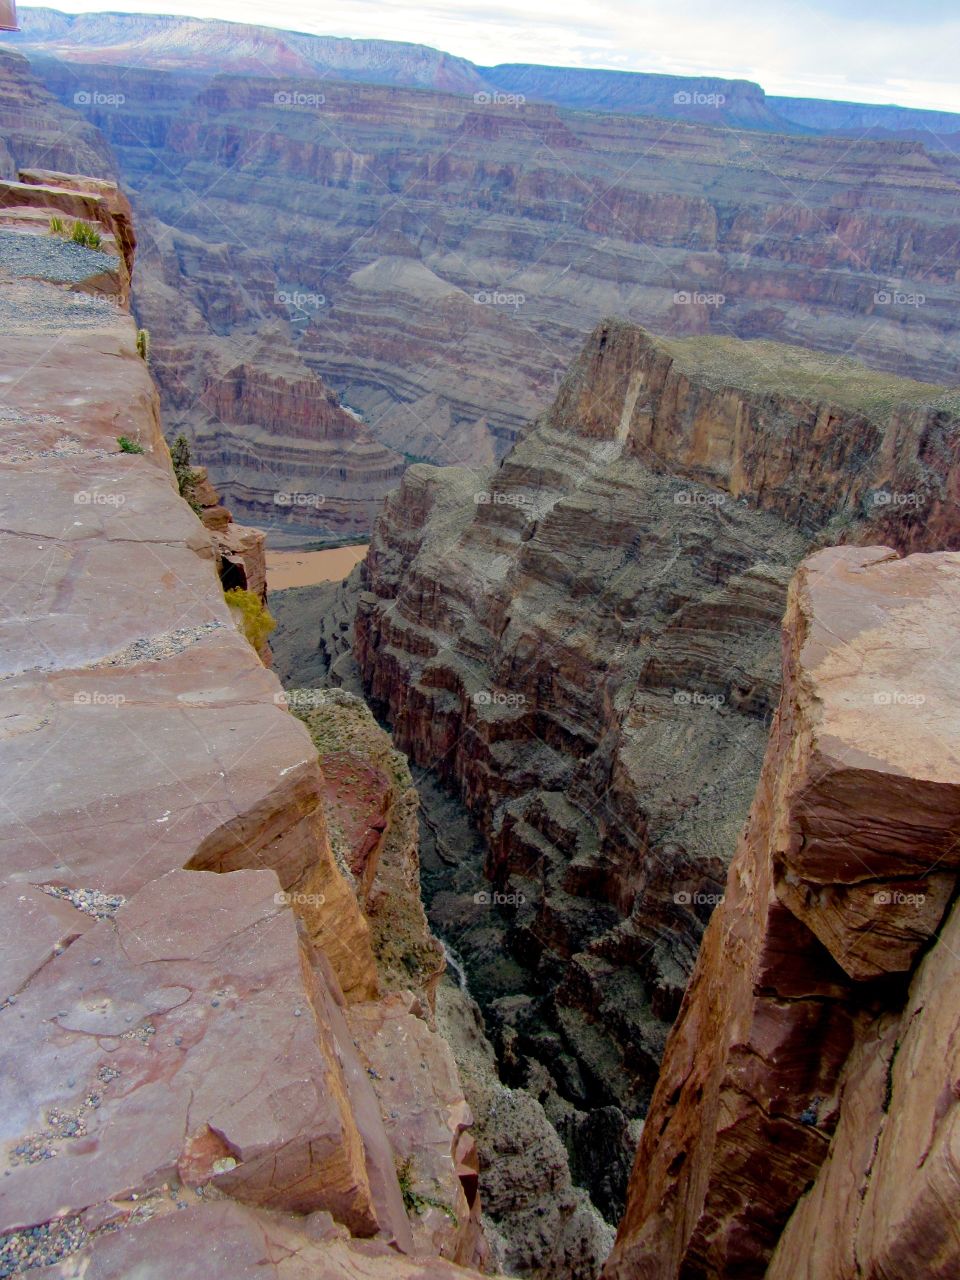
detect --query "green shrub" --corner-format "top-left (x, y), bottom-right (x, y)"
top-left (395, 1157), bottom-right (459, 1225)
top-left (70, 220), bottom-right (102, 250)
top-left (136, 328), bottom-right (150, 362)
top-left (170, 433), bottom-right (203, 514)
top-left (117, 435), bottom-right (144, 454)
top-left (224, 587), bottom-right (276, 653)
top-left (48, 215), bottom-right (65, 236)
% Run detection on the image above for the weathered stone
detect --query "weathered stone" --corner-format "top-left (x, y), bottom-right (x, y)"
top-left (0, 869), bottom-right (378, 1234)
top-left (42, 1199), bottom-right (496, 1279)
top-left (603, 544), bottom-right (960, 1278)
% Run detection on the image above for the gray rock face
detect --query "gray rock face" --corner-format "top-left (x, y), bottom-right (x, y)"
top-left (352, 318), bottom-right (960, 1204)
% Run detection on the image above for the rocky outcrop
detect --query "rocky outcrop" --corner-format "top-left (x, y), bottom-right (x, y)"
top-left (131, 225), bottom-right (408, 540)
top-left (0, 174), bottom-right (490, 1279)
top-left (0, 50), bottom-right (409, 542)
top-left (0, 46), bottom-right (112, 179)
top-left (604, 543), bottom-right (960, 1279)
top-left (351, 318), bottom-right (960, 1218)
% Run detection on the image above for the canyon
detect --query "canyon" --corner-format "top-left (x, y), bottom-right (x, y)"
top-left (2, 10), bottom-right (958, 538)
top-left (325, 316), bottom-right (959, 1228)
top-left (3, 15), bottom-right (960, 1280)
top-left (0, 166), bottom-right (503, 1279)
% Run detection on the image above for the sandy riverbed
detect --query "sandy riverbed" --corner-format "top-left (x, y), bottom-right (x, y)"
top-left (266, 544), bottom-right (368, 591)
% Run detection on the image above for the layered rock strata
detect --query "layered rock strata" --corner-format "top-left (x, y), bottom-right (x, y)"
top-left (14, 43), bottom-right (960, 479)
top-left (0, 49), bottom-right (410, 541)
top-left (0, 175), bottom-right (489, 1279)
top-left (604, 543), bottom-right (960, 1278)
top-left (352, 318), bottom-right (960, 1213)
top-left (0, 45), bottom-right (112, 178)
top-left (285, 682), bottom-right (616, 1278)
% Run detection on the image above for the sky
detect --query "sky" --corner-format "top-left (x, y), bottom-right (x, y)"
top-left (19, 0), bottom-right (960, 113)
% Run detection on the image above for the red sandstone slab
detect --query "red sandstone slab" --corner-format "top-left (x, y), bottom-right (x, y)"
top-left (0, 882), bottom-right (92, 1003)
top-left (0, 458), bottom-right (218, 676)
top-left (0, 869), bottom-right (376, 1236)
top-left (39, 1200), bottom-right (492, 1279)
top-left (0, 325), bottom-right (164, 457)
top-left (346, 992), bottom-right (481, 1264)
top-left (0, 637), bottom-right (321, 896)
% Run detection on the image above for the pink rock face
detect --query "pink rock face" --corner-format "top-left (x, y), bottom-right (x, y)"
top-left (0, 253), bottom-right (378, 1001)
top-left (320, 752), bottom-right (393, 895)
top-left (0, 870), bottom-right (378, 1232)
top-left (604, 544), bottom-right (960, 1279)
top-left (51, 1199), bottom-right (494, 1279)
top-left (347, 992), bottom-right (485, 1266)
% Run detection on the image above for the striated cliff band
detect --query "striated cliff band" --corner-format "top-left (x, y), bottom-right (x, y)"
top-left (605, 543), bottom-right (960, 1279)
top-left (0, 170), bottom-right (495, 1279)
top-left (1, 12), bottom-right (957, 531)
top-left (0, 43), bottom-right (409, 543)
top-left (344, 316), bottom-right (960, 1225)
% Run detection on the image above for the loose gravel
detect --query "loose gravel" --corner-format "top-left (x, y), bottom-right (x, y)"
top-left (97, 620), bottom-right (227, 667)
top-left (40, 886), bottom-right (126, 919)
top-left (0, 229), bottom-right (117, 286)
top-left (0, 1218), bottom-right (87, 1277)
top-left (0, 279), bottom-right (119, 336)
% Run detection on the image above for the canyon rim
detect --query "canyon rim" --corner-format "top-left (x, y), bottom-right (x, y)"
top-left (2, 5), bottom-right (960, 1279)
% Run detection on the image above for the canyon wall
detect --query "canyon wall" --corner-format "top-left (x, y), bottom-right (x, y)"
top-left (0, 170), bottom-right (491, 1279)
top-left (0, 45), bottom-right (409, 542)
top-left (10, 38), bottom-right (959, 506)
top-left (351, 317), bottom-right (960, 1219)
top-left (605, 543), bottom-right (960, 1279)
top-left (11, 12), bottom-right (960, 144)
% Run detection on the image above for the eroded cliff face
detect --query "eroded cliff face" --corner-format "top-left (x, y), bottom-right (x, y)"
top-left (18, 49), bottom-right (960, 485)
top-left (0, 172), bottom-right (492, 1279)
top-left (604, 544), bottom-right (960, 1279)
top-left (352, 318), bottom-right (960, 1218)
top-left (0, 46), bottom-right (112, 178)
top-left (0, 48), bottom-right (409, 542)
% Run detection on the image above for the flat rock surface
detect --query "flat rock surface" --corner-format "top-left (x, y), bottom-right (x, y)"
top-left (0, 869), bottom-right (376, 1236)
top-left (36, 1200), bottom-right (494, 1279)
